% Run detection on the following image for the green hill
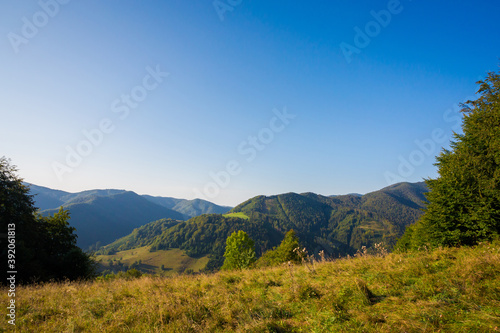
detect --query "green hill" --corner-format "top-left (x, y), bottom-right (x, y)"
top-left (27, 183), bottom-right (127, 210)
top-left (97, 218), bottom-right (182, 254)
top-left (231, 182), bottom-right (428, 256)
top-left (29, 184), bottom-right (232, 219)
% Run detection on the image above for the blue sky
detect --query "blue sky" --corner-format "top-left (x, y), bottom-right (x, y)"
top-left (1, 0), bottom-right (499, 206)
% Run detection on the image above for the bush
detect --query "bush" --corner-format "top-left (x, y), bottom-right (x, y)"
top-left (222, 230), bottom-right (256, 270)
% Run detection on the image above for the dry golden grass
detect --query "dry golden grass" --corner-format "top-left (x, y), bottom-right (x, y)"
top-left (2, 242), bottom-right (499, 332)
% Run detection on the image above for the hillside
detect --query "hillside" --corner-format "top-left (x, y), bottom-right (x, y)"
top-left (29, 184), bottom-right (231, 219)
top-left (96, 246), bottom-right (210, 275)
top-left (99, 214), bottom-right (284, 272)
top-left (98, 218), bottom-right (181, 253)
top-left (100, 182), bottom-right (428, 272)
top-left (4, 242), bottom-right (499, 332)
top-left (28, 184), bottom-right (231, 218)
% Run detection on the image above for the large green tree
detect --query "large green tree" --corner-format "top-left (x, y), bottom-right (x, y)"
top-left (397, 70), bottom-right (500, 250)
top-left (0, 157), bottom-right (96, 283)
top-left (221, 230), bottom-right (256, 270)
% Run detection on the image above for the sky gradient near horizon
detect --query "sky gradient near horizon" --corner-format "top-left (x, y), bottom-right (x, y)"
top-left (1, 0), bottom-right (499, 206)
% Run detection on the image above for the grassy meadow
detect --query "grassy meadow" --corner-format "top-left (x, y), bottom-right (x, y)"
top-left (2, 242), bottom-right (500, 332)
top-left (223, 212), bottom-right (250, 220)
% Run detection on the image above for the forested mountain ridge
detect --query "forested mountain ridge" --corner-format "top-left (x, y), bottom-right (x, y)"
top-left (230, 182), bottom-right (428, 256)
top-left (359, 181), bottom-right (428, 228)
top-left (99, 182), bottom-right (428, 271)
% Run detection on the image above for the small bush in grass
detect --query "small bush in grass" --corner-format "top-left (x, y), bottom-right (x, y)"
top-left (125, 268), bottom-right (142, 279)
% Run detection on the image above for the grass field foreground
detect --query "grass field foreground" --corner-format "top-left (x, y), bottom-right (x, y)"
top-left (2, 242), bottom-right (499, 332)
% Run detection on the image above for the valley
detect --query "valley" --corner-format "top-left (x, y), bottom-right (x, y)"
top-left (96, 246), bottom-right (209, 276)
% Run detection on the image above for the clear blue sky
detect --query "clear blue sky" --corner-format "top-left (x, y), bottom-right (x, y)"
top-left (1, 0), bottom-right (499, 206)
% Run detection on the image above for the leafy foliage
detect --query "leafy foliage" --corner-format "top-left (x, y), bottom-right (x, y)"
top-left (397, 70), bottom-right (500, 250)
top-left (221, 230), bottom-right (256, 270)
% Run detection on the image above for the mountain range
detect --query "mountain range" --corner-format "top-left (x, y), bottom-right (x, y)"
top-left (98, 182), bottom-right (429, 272)
top-left (27, 184), bottom-right (231, 249)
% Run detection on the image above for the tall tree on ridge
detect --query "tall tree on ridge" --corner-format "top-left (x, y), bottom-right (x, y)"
top-left (397, 70), bottom-right (500, 250)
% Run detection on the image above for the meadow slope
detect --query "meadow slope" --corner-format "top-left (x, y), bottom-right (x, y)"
top-left (2, 243), bottom-right (499, 332)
